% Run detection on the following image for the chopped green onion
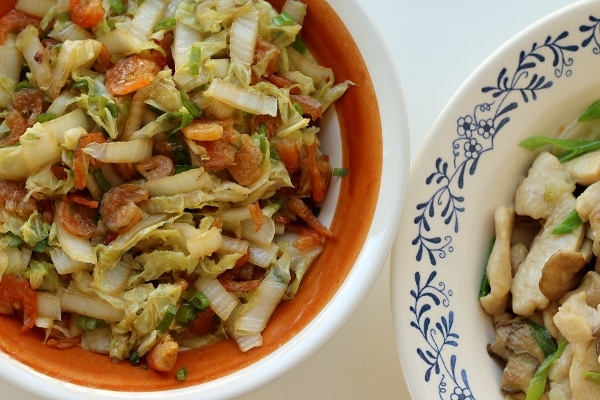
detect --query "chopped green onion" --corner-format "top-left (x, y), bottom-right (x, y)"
top-left (258, 123), bottom-right (267, 167)
top-left (72, 80), bottom-right (89, 92)
top-left (272, 12), bottom-right (296, 27)
top-left (583, 370), bottom-right (600, 385)
top-left (526, 320), bottom-right (558, 358)
top-left (154, 17), bottom-right (176, 32)
top-left (176, 366), bottom-right (188, 381)
top-left (188, 291), bottom-right (210, 310)
top-left (168, 131), bottom-right (191, 166)
top-left (179, 89), bottom-right (202, 118)
top-left (92, 169), bottom-right (112, 192)
top-left (77, 315), bottom-right (104, 331)
top-left (168, 112), bottom-right (194, 132)
top-left (110, 0), bottom-right (127, 15)
top-left (525, 340), bottom-right (568, 400)
top-left (519, 136), bottom-right (600, 163)
top-left (89, 95), bottom-right (118, 119)
top-left (155, 304), bottom-right (177, 333)
top-left (16, 80), bottom-right (33, 91)
top-left (129, 350), bottom-right (140, 366)
top-left (293, 102), bottom-right (304, 115)
top-left (552, 209), bottom-right (582, 235)
top-left (578, 99), bottom-right (600, 121)
top-left (36, 113), bottom-right (57, 123)
top-left (189, 45), bottom-right (201, 76)
top-left (175, 303), bottom-right (197, 324)
top-left (478, 237), bottom-right (495, 298)
top-left (332, 167), bottom-right (348, 177)
top-left (173, 165), bottom-right (197, 174)
top-left (292, 35), bottom-right (307, 53)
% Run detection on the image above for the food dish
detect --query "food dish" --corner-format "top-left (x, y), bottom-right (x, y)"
top-left (391, 0), bottom-right (600, 398)
top-left (0, 0), bottom-right (408, 398)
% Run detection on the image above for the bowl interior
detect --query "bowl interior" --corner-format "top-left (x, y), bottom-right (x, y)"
top-left (0, 0), bottom-right (382, 393)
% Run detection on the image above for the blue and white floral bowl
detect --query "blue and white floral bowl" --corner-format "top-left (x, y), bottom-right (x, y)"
top-left (392, 0), bottom-right (600, 398)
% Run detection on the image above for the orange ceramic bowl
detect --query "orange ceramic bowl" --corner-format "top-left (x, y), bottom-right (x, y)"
top-left (0, 0), bottom-right (408, 398)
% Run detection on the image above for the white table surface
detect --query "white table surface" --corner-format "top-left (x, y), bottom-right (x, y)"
top-left (3, 0), bottom-right (575, 398)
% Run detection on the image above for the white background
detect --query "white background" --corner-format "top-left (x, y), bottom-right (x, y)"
top-left (3, 0), bottom-right (575, 398)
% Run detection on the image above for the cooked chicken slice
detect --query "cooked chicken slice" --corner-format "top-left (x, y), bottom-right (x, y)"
top-left (481, 206), bottom-right (515, 317)
top-left (514, 151), bottom-right (575, 220)
top-left (554, 291), bottom-right (600, 399)
top-left (563, 150), bottom-right (600, 186)
top-left (511, 195), bottom-right (585, 316)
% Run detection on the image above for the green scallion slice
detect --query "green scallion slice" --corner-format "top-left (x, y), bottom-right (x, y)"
top-left (154, 17), bottom-right (176, 32)
top-left (189, 45), bottom-right (201, 76)
top-left (272, 12), bottom-right (296, 27)
top-left (551, 209), bottom-right (582, 235)
top-left (156, 304), bottom-right (178, 333)
top-left (110, 0), bottom-right (127, 15)
top-left (332, 167), bottom-right (348, 177)
top-left (176, 366), bottom-right (188, 381)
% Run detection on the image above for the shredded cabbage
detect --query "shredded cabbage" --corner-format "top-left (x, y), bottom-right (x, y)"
top-left (0, 0), bottom-right (353, 372)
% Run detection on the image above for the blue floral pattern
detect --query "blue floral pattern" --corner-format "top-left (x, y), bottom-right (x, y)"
top-left (406, 14), bottom-right (600, 399)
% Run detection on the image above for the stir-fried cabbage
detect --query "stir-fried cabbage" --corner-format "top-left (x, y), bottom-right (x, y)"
top-left (0, 0), bottom-right (352, 376)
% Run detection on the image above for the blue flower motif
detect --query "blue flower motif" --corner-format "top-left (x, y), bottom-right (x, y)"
top-left (477, 118), bottom-right (495, 139)
top-left (457, 116), bottom-right (476, 138)
top-left (450, 386), bottom-right (474, 400)
top-left (463, 138), bottom-right (482, 159)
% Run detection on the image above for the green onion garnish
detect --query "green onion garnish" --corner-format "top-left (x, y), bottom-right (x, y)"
top-left (478, 237), bottom-right (495, 298)
top-left (583, 370), bottom-right (600, 385)
top-left (332, 167), bottom-right (348, 177)
top-left (129, 351), bottom-right (140, 366)
top-left (175, 303), bottom-right (197, 324)
top-left (272, 12), bottom-right (296, 27)
top-left (188, 291), bottom-right (210, 310)
top-left (292, 35), bottom-right (307, 53)
top-left (16, 80), bottom-right (33, 91)
top-left (519, 136), bottom-right (600, 163)
top-left (189, 45), bottom-right (201, 76)
top-left (579, 99), bottom-right (600, 121)
top-left (77, 315), bottom-right (104, 331)
top-left (525, 340), bottom-right (568, 400)
top-left (154, 17), bottom-right (176, 32)
top-left (526, 319), bottom-right (558, 358)
top-left (551, 209), bottom-right (582, 235)
top-left (179, 89), bottom-right (202, 118)
top-left (35, 113), bottom-right (57, 123)
top-left (156, 304), bottom-right (178, 333)
top-left (110, 0), bottom-right (127, 15)
top-left (176, 366), bottom-right (188, 381)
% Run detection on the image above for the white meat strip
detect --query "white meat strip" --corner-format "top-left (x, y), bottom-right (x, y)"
top-left (564, 150), bottom-right (600, 186)
top-left (554, 292), bottom-right (600, 399)
top-left (480, 206), bottom-right (515, 317)
top-left (514, 151), bottom-right (575, 220)
top-left (511, 195), bottom-right (584, 316)
top-left (575, 181), bottom-right (600, 256)
top-left (548, 343), bottom-right (573, 400)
